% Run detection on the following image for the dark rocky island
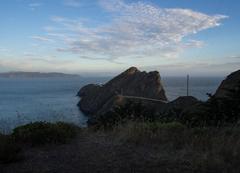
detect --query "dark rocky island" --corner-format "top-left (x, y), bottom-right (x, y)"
top-left (78, 67), bottom-right (240, 127)
top-left (78, 67), bottom-right (168, 115)
top-left (77, 67), bottom-right (200, 125)
top-left (0, 72), bottom-right (80, 78)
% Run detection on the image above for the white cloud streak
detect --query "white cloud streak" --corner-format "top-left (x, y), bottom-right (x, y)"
top-left (31, 36), bottom-right (55, 43)
top-left (28, 3), bottom-right (42, 10)
top-left (0, 48), bottom-right (9, 52)
top-left (142, 62), bottom-right (240, 77)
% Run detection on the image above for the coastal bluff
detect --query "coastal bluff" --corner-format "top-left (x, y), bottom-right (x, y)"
top-left (77, 67), bottom-right (167, 116)
top-left (214, 69), bottom-right (240, 98)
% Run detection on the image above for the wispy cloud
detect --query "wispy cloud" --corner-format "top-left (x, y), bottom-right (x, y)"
top-left (142, 62), bottom-right (240, 77)
top-left (31, 36), bottom-right (55, 43)
top-left (28, 3), bottom-right (42, 10)
top-left (0, 48), bottom-right (9, 52)
top-left (230, 55), bottom-right (240, 59)
top-left (0, 56), bottom-right (76, 73)
top-left (23, 52), bottom-right (35, 57)
top-left (43, 0), bottom-right (227, 63)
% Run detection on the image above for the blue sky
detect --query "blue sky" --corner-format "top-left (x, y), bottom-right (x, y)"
top-left (0, 0), bottom-right (239, 76)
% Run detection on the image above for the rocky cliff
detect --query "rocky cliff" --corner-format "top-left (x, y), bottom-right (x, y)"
top-left (78, 67), bottom-right (167, 115)
top-left (214, 69), bottom-right (240, 98)
top-left (181, 69), bottom-right (240, 126)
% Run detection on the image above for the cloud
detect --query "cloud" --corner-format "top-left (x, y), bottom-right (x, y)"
top-left (44, 0), bottom-right (227, 62)
top-left (0, 56), bottom-right (76, 73)
top-left (31, 36), bottom-right (54, 43)
top-left (28, 3), bottom-right (42, 10)
top-left (142, 62), bottom-right (240, 77)
top-left (230, 55), bottom-right (240, 59)
top-left (0, 48), bottom-right (9, 52)
top-left (23, 52), bottom-right (35, 57)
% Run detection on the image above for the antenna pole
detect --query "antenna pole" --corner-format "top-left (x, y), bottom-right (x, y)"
top-left (187, 74), bottom-right (189, 96)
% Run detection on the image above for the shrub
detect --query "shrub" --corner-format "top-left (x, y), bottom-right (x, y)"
top-left (0, 133), bottom-right (21, 163)
top-left (92, 101), bottom-right (157, 129)
top-left (12, 122), bottom-right (79, 146)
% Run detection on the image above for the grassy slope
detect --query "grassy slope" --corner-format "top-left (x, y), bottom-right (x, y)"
top-left (1, 122), bottom-right (240, 173)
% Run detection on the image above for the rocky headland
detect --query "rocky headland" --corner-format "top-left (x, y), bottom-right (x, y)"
top-left (77, 67), bottom-right (201, 125)
top-left (78, 67), bottom-right (167, 115)
top-left (214, 69), bottom-right (240, 98)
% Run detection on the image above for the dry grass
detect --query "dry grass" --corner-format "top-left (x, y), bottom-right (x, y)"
top-left (2, 121), bottom-right (240, 172)
top-left (112, 121), bottom-right (240, 173)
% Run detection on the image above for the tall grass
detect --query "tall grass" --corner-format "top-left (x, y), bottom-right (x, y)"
top-left (113, 121), bottom-right (240, 172)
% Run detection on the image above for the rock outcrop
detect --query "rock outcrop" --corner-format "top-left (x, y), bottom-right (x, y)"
top-left (78, 67), bottom-right (167, 115)
top-left (78, 68), bottom-right (240, 127)
top-left (159, 96), bottom-right (200, 115)
top-left (214, 70), bottom-right (240, 98)
top-left (181, 69), bottom-right (240, 126)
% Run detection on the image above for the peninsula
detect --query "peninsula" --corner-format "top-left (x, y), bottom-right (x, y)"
top-left (0, 72), bottom-right (80, 78)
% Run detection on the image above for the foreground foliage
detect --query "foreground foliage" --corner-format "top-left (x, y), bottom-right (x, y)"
top-left (0, 134), bottom-right (21, 164)
top-left (0, 122), bottom-right (79, 164)
top-left (12, 122), bottom-right (79, 146)
top-left (2, 121), bottom-right (240, 172)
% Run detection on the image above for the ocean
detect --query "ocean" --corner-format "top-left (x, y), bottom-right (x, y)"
top-left (0, 76), bottom-right (223, 132)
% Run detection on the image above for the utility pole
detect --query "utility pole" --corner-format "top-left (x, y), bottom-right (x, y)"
top-left (187, 74), bottom-right (189, 96)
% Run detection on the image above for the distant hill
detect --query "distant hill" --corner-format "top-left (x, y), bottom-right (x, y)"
top-left (0, 72), bottom-right (80, 78)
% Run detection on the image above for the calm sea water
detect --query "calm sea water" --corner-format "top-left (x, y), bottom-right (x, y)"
top-left (0, 76), bottom-right (223, 132)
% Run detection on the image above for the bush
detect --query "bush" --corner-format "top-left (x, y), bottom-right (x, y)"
top-left (12, 122), bottom-right (79, 146)
top-left (0, 133), bottom-right (21, 163)
top-left (91, 101), bottom-right (157, 129)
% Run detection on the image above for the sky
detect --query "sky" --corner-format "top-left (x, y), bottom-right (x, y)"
top-left (0, 0), bottom-right (240, 76)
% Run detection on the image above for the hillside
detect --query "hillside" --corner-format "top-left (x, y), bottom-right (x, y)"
top-left (0, 72), bottom-right (80, 78)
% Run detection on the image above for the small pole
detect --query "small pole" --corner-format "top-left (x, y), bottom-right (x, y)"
top-left (187, 74), bottom-right (189, 96)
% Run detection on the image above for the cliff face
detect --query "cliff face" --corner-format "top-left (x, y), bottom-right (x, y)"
top-left (77, 67), bottom-right (167, 115)
top-left (214, 70), bottom-right (240, 98)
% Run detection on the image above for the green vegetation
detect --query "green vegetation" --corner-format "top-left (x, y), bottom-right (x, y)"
top-left (13, 122), bottom-right (79, 146)
top-left (91, 101), bottom-right (156, 129)
top-left (0, 122), bottom-right (79, 164)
